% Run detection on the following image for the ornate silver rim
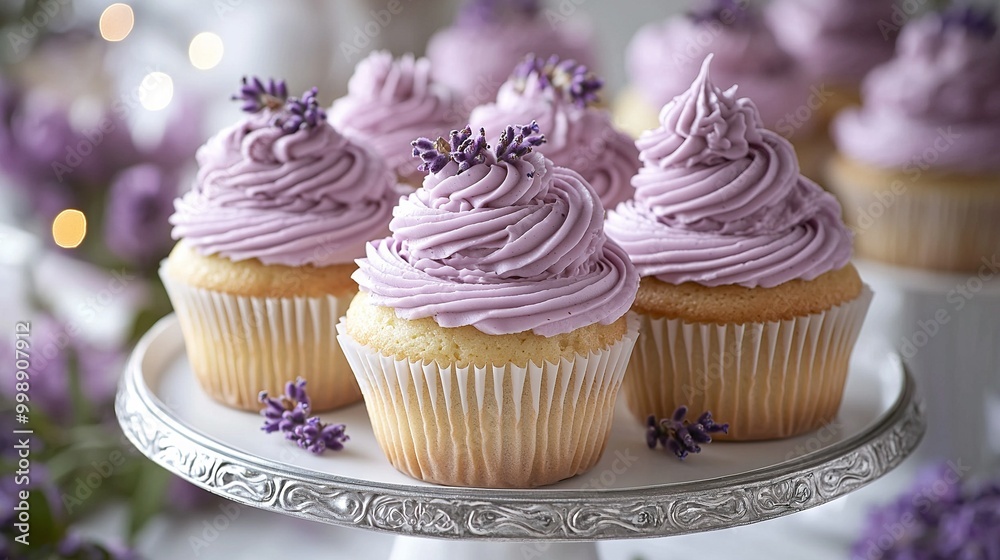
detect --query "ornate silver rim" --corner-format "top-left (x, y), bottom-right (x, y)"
top-left (116, 316), bottom-right (925, 541)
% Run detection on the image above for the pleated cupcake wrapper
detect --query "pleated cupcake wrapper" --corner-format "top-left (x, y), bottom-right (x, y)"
top-left (624, 287), bottom-right (872, 441)
top-left (160, 270), bottom-right (362, 412)
top-left (837, 179), bottom-right (1000, 272)
top-left (336, 316), bottom-right (640, 489)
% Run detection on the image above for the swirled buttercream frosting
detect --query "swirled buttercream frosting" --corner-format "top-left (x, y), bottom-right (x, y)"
top-left (607, 56), bottom-right (853, 289)
top-left (171, 79), bottom-right (400, 267)
top-left (354, 124), bottom-right (638, 336)
top-left (469, 56), bottom-right (640, 208)
top-left (833, 8), bottom-right (1000, 172)
top-left (329, 51), bottom-right (460, 185)
top-left (626, 1), bottom-right (811, 135)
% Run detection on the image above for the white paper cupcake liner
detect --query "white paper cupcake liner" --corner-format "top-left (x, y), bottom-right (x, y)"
top-left (160, 270), bottom-right (362, 412)
top-left (834, 176), bottom-right (1000, 272)
top-left (624, 287), bottom-right (872, 441)
top-left (336, 316), bottom-right (640, 489)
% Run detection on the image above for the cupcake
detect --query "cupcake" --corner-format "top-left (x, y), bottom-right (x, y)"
top-left (828, 7), bottom-right (1000, 272)
top-left (606, 57), bottom-right (871, 441)
top-left (162, 78), bottom-right (401, 412)
top-left (469, 55), bottom-right (640, 209)
top-left (767, 0), bottom-right (897, 125)
top-left (615, 0), bottom-right (822, 178)
top-left (328, 51), bottom-right (461, 189)
top-left (427, 0), bottom-right (597, 115)
top-left (337, 123), bottom-right (639, 488)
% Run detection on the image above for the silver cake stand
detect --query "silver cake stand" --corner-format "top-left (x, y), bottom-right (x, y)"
top-left (116, 316), bottom-right (925, 560)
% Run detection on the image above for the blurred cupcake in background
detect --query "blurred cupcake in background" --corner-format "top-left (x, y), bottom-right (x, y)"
top-left (426, 0), bottom-right (597, 116)
top-left (469, 55), bottom-right (639, 209)
top-left (607, 57), bottom-right (871, 441)
top-left (767, 0), bottom-right (898, 125)
top-left (828, 5), bottom-right (1000, 272)
top-left (338, 123), bottom-right (639, 488)
top-left (162, 77), bottom-right (401, 412)
top-left (615, 0), bottom-right (825, 179)
top-left (329, 51), bottom-right (462, 189)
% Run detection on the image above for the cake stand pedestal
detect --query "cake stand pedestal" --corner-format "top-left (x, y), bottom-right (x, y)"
top-left (116, 316), bottom-right (925, 560)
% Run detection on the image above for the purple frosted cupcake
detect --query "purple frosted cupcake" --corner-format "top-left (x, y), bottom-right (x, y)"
top-left (329, 51), bottom-right (462, 188)
top-left (469, 55), bottom-right (639, 209)
top-left (427, 0), bottom-right (597, 115)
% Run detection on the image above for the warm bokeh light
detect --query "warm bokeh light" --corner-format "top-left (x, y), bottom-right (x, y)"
top-left (99, 3), bottom-right (134, 42)
top-left (52, 210), bottom-right (87, 248)
top-left (139, 71), bottom-right (174, 111)
top-left (189, 32), bottom-right (224, 70)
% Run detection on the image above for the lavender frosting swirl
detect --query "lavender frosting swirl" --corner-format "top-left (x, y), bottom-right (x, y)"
top-left (833, 13), bottom-right (1000, 172)
top-left (170, 112), bottom-right (400, 267)
top-left (355, 151), bottom-right (638, 336)
top-left (329, 52), bottom-right (460, 185)
top-left (469, 70), bottom-right (640, 209)
top-left (626, 10), bottom-right (812, 136)
top-left (607, 57), bottom-right (852, 289)
top-left (767, 0), bottom-right (896, 86)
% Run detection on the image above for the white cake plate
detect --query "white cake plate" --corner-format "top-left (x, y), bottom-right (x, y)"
top-left (116, 315), bottom-right (925, 560)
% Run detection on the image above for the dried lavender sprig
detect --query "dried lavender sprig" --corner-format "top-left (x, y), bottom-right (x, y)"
top-left (258, 378), bottom-right (348, 455)
top-left (687, 0), bottom-right (757, 26)
top-left (646, 406), bottom-right (729, 460)
top-left (940, 3), bottom-right (998, 39)
top-left (272, 87), bottom-right (327, 133)
top-left (512, 55), bottom-right (604, 108)
top-left (453, 127), bottom-right (491, 173)
top-left (232, 76), bottom-right (289, 113)
top-left (494, 121), bottom-right (546, 164)
top-left (411, 126), bottom-right (484, 174)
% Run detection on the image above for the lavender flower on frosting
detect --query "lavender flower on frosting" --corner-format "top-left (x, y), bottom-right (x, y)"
top-left (412, 121), bottom-right (546, 175)
top-left (232, 76), bottom-right (289, 113)
top-left (646, 407), bottom-right (729, 460)
top-left (940, 3), bottom-right (998, 38)
top-left (273, 87), bottom-right (326, 133)
top-left (231, 77), bottom-right (326, 134)
top-left (259, 379), bottom-right (349, 455)
top-left (512, 55), bottom-right (604, 108)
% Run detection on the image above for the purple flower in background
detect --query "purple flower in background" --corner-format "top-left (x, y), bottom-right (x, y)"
top-left (646, 406), bottom-right (729, 460)
top-left (0, 315), bottom-right (123, 422)
top-left (852, 463), bottom-right (1000, 559)
top-left (103, 164), bottom-right (178, 266)
top-left (146, 94), bottom-right (205, 169)
top-left (166, 477), bottom-right (215, 512)
top-left (458, 0), bottom-right (540, 26)
top-left (940, 3), bottom-right (998, 39)
top-left (259, 378), bottom-right (349, 455)
top-left (688, 0), bottom-right (759, 26)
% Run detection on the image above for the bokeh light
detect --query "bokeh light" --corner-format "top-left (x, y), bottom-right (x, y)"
top-left (189, 32), bottom-right (224, 70)
top-left (139, 71), bottom-right (174, 111)
top-left (99, 3), bottom-right (134, 42)
top-left (52, 209), bottom-right (87, 248)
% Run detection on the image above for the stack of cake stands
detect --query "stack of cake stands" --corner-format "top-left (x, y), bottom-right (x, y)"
top-left (116, 315), bottom-right (925, 560)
